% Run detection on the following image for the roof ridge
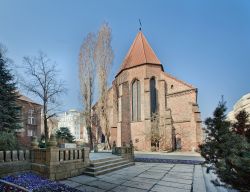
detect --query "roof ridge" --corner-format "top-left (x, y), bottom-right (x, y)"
top-left (140, 32), bottom-right (147, 63)
top-left (163, 72), bottom-right (195, 89)
top-left (126, 33), bottom-right (137, 66)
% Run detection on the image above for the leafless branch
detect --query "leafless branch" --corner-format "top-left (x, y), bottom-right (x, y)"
top-left (79, 32), bottom-right (96, 148)
top-left (94, 22), bottom-right (114, 149)
top-left (21, 52), bottom-right (66, 140)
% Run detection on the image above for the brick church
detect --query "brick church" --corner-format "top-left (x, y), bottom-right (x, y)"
top-left (94, 31), bottom-right (202, 152)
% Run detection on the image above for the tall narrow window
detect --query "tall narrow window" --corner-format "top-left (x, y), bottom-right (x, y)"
top-left (150, 77), bottom-right (157, 115)
top-left (27, 130), bottom-right (33, 136)
top-left (132, 79), bottom-right (141, 121)
top-left (28, 109), bottom-right (36, 125)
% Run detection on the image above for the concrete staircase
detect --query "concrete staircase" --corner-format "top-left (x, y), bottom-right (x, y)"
top-left (84, 156), bottom-right (134, 177)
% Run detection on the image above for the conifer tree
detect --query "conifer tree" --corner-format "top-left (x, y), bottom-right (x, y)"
top-left (55, 127), bottom-right (75, 143)
top-left (221, 109), bottom-right (250, 190)
top-left (200, 99), bottom-right (231, 164)
top-left (232, 109), bottom-right (250, 141)
top-left (200, 99), bottom-right (250, 191)
top-left (0, 47), bottom-right (21, 132)
top-left (216, 130), bottom-right (250, 190)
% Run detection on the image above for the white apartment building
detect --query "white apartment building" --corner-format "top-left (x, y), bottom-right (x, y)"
top-left (57, 109), bottom-right (88, 142)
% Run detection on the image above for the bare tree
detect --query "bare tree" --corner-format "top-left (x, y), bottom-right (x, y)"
top-left (22, 52), bottom-right (65, 141)
top-left (94, 22), bottom-right (114, 149)
top-left (144, 112), bottom-right (167, 151)
top-left (78, 32), bottom-right (96, 149)
top-left (113, 79), bottom-right (119, 117)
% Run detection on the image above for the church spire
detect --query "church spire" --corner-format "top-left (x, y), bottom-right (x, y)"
top-left (116, 31), bottom-right (162, 76)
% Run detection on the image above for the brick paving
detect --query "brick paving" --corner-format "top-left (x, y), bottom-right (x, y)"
top-left (60, 162), bottom-right (206, 192)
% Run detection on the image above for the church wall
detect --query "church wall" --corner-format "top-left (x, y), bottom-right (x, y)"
top-left (162, 72), bottom-right (194, 94)
top-left (108, 65), bottom-right (202, 151)
top-left (145, 66), bottom-right (201, 150)
top-left (145, 65), bottom-right (163, 79)
top-left (110, 127), bottom-right (117, 146)
top-left (192, 104), bottom-right (202, 147)
top-left (115, 65), bottom-right (153, 150)
top-left (123, 66), bottom-right (146, 149)
top-left (167, 91), bottom-right (196, 122)
top-left (174, 121), bottom-right (192, 151)
top-left (162, 69), bottom-right (199, 151)
top-left (167, 89), bottom-right (200, 151)
top-left (120, 82), bottom-right (131, 145)
top-left (114, 64), bottom-right (202, 151)
top-left (190, 106), bottom-right (200, 150)
top-left (130, 121), bottom-right (147, 150)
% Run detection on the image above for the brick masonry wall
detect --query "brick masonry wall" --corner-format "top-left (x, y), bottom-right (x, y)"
top-left (110, 127), bottom-right (117, 146)
top-left (16, 100), bottom-right (42, 148)
top-left (101, 64), bottom-right (203, 151)
top-left (167, 89), bottom-right (201, 151)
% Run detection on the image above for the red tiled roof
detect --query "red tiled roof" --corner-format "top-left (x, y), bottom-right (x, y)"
top-left (117, 32), bottom-right (162, 76)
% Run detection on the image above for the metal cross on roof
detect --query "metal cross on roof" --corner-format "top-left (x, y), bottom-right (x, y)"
top-left (139, 19), bottom-right (142, 31)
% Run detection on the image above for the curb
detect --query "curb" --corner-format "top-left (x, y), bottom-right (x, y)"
top-left (134, 158), bottom-right (204, 165)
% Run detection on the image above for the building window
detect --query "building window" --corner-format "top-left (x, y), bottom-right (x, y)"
top-left (150, 77), bottom-right (157, 115)
top-left (27, 130), bottom-right (33, 137)
top-left (165, 82), bottom-right (167, 110)
top-left (132, 79), bottom-right (141, 121)
top-left (17, 108), bottom-right (24, 128)
top-left (28, 109), bottom-right (36, 125)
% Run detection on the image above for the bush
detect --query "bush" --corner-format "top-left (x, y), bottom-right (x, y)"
top-left (0, 132), bottom-right (18, 151)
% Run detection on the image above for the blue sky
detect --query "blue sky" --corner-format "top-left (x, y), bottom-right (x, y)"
top-left (1, 0), bottom-right (250, 121)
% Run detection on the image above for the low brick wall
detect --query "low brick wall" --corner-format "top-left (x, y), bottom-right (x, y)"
top-left (0, 150), bottom-right (31, 177)
top-left (31, 147), bottom-right (90, 180)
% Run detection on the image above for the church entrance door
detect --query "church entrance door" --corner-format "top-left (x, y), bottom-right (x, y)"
top-left (176, 138), bottom-right (181, 150)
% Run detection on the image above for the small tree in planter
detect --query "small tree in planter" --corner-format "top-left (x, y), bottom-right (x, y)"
top-left (55, 127), bottom-right (75, 144)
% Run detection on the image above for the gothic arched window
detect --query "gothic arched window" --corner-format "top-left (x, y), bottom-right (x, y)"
top-left (132, 79), bottom-right (141, 121)
top-left (150, 77), bottom-right (157, 115)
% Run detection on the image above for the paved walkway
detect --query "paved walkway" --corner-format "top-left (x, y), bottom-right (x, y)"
top-left (60, 162), bottom-right (206, 192)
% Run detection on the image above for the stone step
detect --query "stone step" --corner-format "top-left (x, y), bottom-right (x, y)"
top-left (90, 157), bottom-right (124, 167)
top-left (87, 159), bottom-right (130, 172)
top-left (84, 162), bottom-right (135, 177)
top-left (90, 156), bottom-right (122, 164)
